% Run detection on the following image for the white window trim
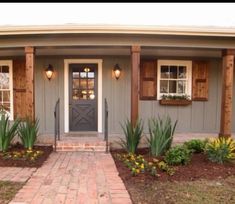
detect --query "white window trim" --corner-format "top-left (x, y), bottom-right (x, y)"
top-left (0, 60), bottom-right (13, 120)
top-left (64, 59), bottom-right (103, 133)
top-left (157, 60), bottom-right (192, 100)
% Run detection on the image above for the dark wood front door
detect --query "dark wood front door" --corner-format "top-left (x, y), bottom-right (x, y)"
top-left (69, 64), bottom-right (98, 131)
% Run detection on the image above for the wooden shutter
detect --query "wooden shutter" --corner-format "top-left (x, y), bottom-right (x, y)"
top-left (13, 59), bottom-right (27, 119)
top-left (192, 60), bottom-right (209, 101)
top-left (140, 60), bottom-right (157, 100)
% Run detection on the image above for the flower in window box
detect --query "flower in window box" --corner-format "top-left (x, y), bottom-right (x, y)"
top-left (161, 94), bottom-right (191, 100)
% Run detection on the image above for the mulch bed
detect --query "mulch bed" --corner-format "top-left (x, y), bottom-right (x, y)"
top-left (111, 148), bottom-right (235, 183)
top-left (0, 143), bottom-right (53, 168)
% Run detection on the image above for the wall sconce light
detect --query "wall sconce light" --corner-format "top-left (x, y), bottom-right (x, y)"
top-left (113, 64), bottom-right (121, 80)
top-left (45, 64), bottom-right (54, 81)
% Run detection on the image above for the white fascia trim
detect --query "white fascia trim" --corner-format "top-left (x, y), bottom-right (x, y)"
top-left (0, 25), bottom-right (235, 37)
top-left (64, 59), bottom-right (103, 133)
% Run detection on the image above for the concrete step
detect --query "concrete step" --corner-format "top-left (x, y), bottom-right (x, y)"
top-left (55, 140), bottom-right (108, 152)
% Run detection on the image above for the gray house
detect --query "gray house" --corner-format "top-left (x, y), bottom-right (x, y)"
top-left (0, 25), bottom-right (234, 148)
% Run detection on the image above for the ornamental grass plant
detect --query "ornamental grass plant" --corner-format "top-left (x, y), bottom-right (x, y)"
top-left (205, 137), bottom-right (235, 164)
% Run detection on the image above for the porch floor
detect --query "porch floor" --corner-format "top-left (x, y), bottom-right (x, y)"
top-left (36, 133), bottom-right (235, 152)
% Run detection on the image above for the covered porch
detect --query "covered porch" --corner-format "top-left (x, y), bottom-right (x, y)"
top-left (0, 26), bottom-right (234, 149)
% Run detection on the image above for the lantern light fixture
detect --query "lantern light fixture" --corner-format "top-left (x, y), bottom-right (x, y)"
top-left (45, 64), bottom-right (54, 81)
top-left (113, 64), bottom-right (121, 80)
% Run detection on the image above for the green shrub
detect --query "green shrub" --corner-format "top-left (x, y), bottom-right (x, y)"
top-left (205, 137), bottom-right (235, 164)
top-left (18, 118), bottom-right (39, 150)
top-left (165, 145), bottom-right (192, 165)
top-left (119, 119), bottom-right (143, 154)
top-left (0, 114), bottom-right (20, 152)
top-left (147, 116), bottom-right (177, 156)
top-left (184, 139), bottom-right (206, 153)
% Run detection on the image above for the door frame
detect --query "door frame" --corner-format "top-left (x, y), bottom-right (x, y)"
top-left (64, 59), bottom-right (103, 133)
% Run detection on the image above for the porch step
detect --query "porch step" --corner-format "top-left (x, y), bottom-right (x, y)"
top-left (55, 140), bottom-right (108, 152)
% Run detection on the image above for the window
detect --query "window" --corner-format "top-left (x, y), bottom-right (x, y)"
top-left (157, 60), bottom-right (192, 100)
top-left (72, 66), bottom-right (96, 100)
top-left (0, 60), bottom-right (13, 120)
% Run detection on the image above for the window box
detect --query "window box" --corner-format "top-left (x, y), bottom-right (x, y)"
top-left (159, 99), bottom-right (192, 106)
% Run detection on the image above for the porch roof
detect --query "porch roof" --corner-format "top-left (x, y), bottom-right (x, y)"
top-left (0, 25), bottom-right (234, 52)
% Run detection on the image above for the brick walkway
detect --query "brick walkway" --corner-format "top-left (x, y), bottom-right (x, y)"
top-left (0, 167), bottom-right (36, 182)
top-left (10, 152), bottom-right (132, 204)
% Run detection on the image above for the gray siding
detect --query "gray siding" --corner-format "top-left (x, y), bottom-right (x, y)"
top-left (140, 59), bottom-right (222, 133)
top-left (34, 56), bottom-right (234, 135)
top-left (35, 56), bottom-right (131, 134)
top-left (35, 57), bottom-right (64, 134)
top-left (102, 56), bottom-right (131, 133)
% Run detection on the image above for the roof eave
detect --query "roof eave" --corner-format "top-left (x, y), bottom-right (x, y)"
top-left (0, 25), bottom-right (235, 37)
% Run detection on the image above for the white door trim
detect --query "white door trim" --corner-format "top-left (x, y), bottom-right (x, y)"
top-left (64, 59), bottom-right (103, 133)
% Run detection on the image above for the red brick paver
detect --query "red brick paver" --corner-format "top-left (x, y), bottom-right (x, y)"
top-left (10, 152), bottom-right (132, 204)
top-left (0, 167), bottom-right (36, 182)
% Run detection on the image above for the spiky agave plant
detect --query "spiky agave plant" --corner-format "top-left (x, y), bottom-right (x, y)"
top-left (0, 113), bottom-right (20, 152)
top-left (147, 115), bottom-right (177, 156)
top-left (18, 118), bottom-right (39, 150)
top-left (119, 119), bottom-right (143, 154)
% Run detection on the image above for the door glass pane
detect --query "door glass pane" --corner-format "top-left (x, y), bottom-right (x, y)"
top-left (80, 72), bottom-right (86, 78)
top-left (169, 66), bottom-right (177, 79)
top-left (88, 90), bottom-right (95, 100)
top-left (72, 89), bottom-right (80, 100)
top-left (88, 79), bottom-right (94, 89)
top-left (179, 66), bottom-right (186, 78)
top-left (169, 81), bottom-right (177, 93)
top-left (160, 80), bottom-right (168, 93)
top-left (88, 72), bottom-right (94, 78)
top-left (73, 72), bottom-right (79, 78)
top-left (73, 79), bottom-right (79, 89)
top-left (81, 90), bottom-right (87, 99)
top-left (80, 79), bottom-right (87, 89)
top-left (161, 66), bottom-right (169, 78)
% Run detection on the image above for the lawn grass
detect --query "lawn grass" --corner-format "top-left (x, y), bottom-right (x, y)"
top-left (0, 181), bottom-right (24, 204)
top-left (126, 176), bottom-right (235, 204)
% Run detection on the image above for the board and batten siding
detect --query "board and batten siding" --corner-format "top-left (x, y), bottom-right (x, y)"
top-left (35, 56), bottom-right (131, 134)
top-left (35, 57), bottom-right (64, 134)
top-left (34, 56), bottom-right (234, 134)
top-left (139, 59), bottom-right (223, 133)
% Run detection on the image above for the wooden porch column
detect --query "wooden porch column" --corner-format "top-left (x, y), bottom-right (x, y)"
top-left (25, 46), bottom-right (35, 121)
top-left (219, 49), bottom-right (235, 137)
top-left (131, 45), bottom-right (141, 126)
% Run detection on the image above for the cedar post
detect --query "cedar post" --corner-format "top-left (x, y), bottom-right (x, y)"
top-left (25, 46), bottom-right (35, 121)
top-left (219, 49), bottom-right (235, 137)
top-left (131, 45), bottom-right (141, 126)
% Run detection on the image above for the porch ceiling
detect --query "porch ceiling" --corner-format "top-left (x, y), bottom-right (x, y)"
top-left (0, 46), bottom-right (222, 58)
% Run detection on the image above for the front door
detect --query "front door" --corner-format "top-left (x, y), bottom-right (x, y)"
top-left (69, 64), bottom-right (98, 131)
